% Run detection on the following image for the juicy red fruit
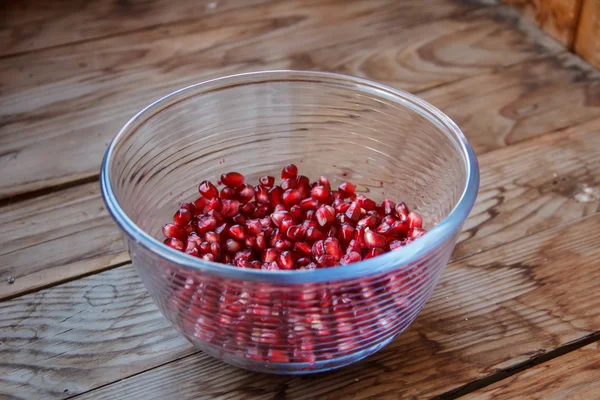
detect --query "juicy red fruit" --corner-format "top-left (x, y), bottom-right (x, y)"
top-left (162, 164), bottom-right (427, 268)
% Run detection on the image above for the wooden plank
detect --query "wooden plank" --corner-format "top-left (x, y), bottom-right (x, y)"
top-left (419, 52), bottom-right (600, 154)
top-left (574, 0), bottom-right (600, 70)
top-left (2, 116), bottom-right (598, 301)
top-left (501, 0), bottom-right (582, 46)
top-left (2, 212), bottom-right (599, 399)
top-left (0, 3), bottom-right (565, 199)
top-left (468, 342), bottom-right (600, 399)
top-left (0, 0), bottom-right (273, 57)
top-left (0, 182), bottom-right (128, 300)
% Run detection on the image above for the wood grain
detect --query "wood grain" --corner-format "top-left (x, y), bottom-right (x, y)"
top-left (501, 0), bottom-right (583, 46)
top-left (0, 183), bottom-right (128, 300)
top-left (0, 2), bottom-right (565, 199)
top-left (2, 116), bottom-right (598, 301)
top-left (468, 342), bottom-right (600, 399)
top-left (574, 0), bottom-right (600, 70)
top-left (2, 212), bottom-right (599, 399)
top-left (0, 0), bottom-right (273, 57)
top-left (419, 52), bottom-right (600, 153)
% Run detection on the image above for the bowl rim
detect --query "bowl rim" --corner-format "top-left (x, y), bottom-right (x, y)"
top-left (100, 70), bottom-right (479, 284)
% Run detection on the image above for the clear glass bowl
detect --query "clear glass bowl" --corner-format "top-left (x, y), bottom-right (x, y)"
top-left (100, 71), bottom-right (479, 374)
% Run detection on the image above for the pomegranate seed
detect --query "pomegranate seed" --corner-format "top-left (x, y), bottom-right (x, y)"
top-left (205, 197), bottom-right (222, 212)
top-left (305, 226), bottom-right (325, 242)
top-left (278, 251), bottom-right (294, 270)
top-left (228, 224), bottom-right (245, 241)
top-left (357, 215), bottom-right (378, 228)
top-left (245, 235), bottom-right (256, 249)
top-left (236, 184), bottom-right (255, 203)
top-left (196, 216), bottom-right (217, 234)
top-left (340, 251), bottom-right (361, 265)
top-left (186, 246), bottom-right (199, 257)
top-left (162, 223), bottom-right (186, 240)
top-left (315, 205), bottom-right (335, 226)
top-left (173, 208), bottom-right (192, 226)
top-left (255, 186), bottom-right (269, 204)
top-left (262, 261), bottom-right (280, 270)
top-left (199, 241), bottom-right (211, 253)
top-left (324, 237), bottom-right (342, 261)
top-left (250, 260), bottom-right (262, 269)
top-left (305, 210), bottom-right (316, 221)
top-left (338, 224), bottom-right (355, 243)
top-left (282, 189), bottom-right (301, 207)
top-left (390, 219), bottom-right (410, 235)
top-left (316, 255), bottom-right (336, 267)
top-left (364, 228), bottom-right (386, 249)
top-left (281, 178), bottom-right (297, 191)
top-left (395, 202), bottom-right (409, 219)
top-left (274, 239), bottom-right (291, 251)
top-left (296, 257), bottom-right (311, 268)
top-left (408, 212), bottom-right (423, 229)
top-left (210, 242), bottom-right (221, 259)
top-left (345, 201), bottom-right (361, 221)
top-left (268, 186), bottom-right (283, 206)
top-left (311, 185), bottom-right (330, 202)
top-left (164, 237), bottom-right (184, 251)
top-left (270, 210), bottom-right (291, 228)
top-left (357, 195), bottom-right (377, 211)
top-left (376, 223), bottom-right (392, 236)
top-left (198, 180), bottom-right (218, 199)
top-left (221, 172), bottom-right (245, 188)
top-left (232, 213), bottom-right (246, 225)
top-left (383, 215), bottom-right (396, 225)
top-left (296, 175), bottom-right (311, 197)
top-left (281, 164), bottom-right (298, 180)
top-left (382, 199), bottom-right (395, 215)
top-left (202, 253), bottom-right (215, 262)
top-left (338, 182), bottom-right (356, 198)
top-left (220, 187), bottom-right (236, 200)
top-left (191, 197), bottom-right (208, 214)
top-left (204, 231), bottom-right (220, 244)
top-left (259, 175), bottom-right (275, 188)
top-left (318, 175), bottom-right (331, 190)
top-left (241, 202), bottom-right (256, 216)
top-left (290, 205), bottom-right (304, 221)
top-left (364, 247), bottom-right (385, 259)
top-left (225, 239), bottom-right (242, 254)
top-left (300, 197), bottom-right (319, 210)
top-left (312, 240), bottom-right (325, 257)
top-left (262, 248), bottom-right (279, 263)
top-left (255, 233), bottom-right (267, 251)
top-left (389, 240), bottom-right (404, 250)
top-left (221, 199), bottom-right (240, 218)
top-left (287, 225), bottom-right (306, 241)
top-left (246, 219), bottom-right (262, 235)
top-left (215, 222), bottom-right (229, 236)
top-left (294, 241), bottom-right (311, 255)
top-left (409, 227), bottom-right (426, 239)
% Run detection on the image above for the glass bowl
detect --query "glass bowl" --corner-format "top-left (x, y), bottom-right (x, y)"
top-left (100, 71), bottom-right (479, 374)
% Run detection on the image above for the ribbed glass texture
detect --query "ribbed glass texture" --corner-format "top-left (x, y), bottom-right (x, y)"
top-left (101, 71), bottom-right (479, 374)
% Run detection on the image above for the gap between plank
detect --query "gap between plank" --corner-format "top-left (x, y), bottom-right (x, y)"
top-left (434, 331), bottom-right (600, 399)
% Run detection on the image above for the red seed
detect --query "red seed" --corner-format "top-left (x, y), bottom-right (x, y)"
top-left (245, 235), bottom-right (256, 249)
top-left (395, 202), bottom-right (409, 219)
top-left (246, 219), bottom-right (262, 235)
top-left (305, 226), bottom-right (325, 242)
top-left (389, 240), bottom-right (404, 250)
top-left (241, 202), bottom-right (256, 216)
top-left (162, 223), bottom-right (186, 240)
top-left (390, 219), bottom-right (410, 236)
top-left (296, 175), bottom-right (311, 198)
top-left (204, 231), bottom-right (220, 244)
top-left (274, 239), bottom-right (291, 251)
top-left (364, 228), bottom-right (386, 249)
top-left (210, 242), bottom-right (221, 259)
top-left (262, 248), bottom-right (279, 263)
top-left (259, 175), bottom-right (275, 188)
top-left (318, 175), bottom-right (331, 190)
top-left (262, 261), bottom-right (280, 271)
top-left (221, 172), bottom-right (245, 188)
top-left (282, 189), bottom-right (301, 207)
top-left (199, 241), bottom-right (211, 253)
top-left (232, 213), bottom-right (246, 225)
top-left (338, 182), bottom-right (356, 198)
top-left (220, 187), bottom-right (236, 200)
top-left (164, 237), bottom-right (185, 251)
top-left (255, 185), bottom-right (269, 204)
top-left (287, 225), bottom-right (306, 241)
top-left (357, 215), bottom-right (378, 228)
top-left (255, 233), bottom-right (267, 251)
top-left (215, 222), bottom-right (229, 236)
top-left (228, 224), bottom-right (245, 241)
top-left (300, 197), bottom-right (319, 210)
top-left (281, 164), bottom-right (298, 180)
top-left (409, 227), bottom-right (426, 239)
top-left (281, 178), bottom-right (297, 191)
top-left (312, 240), bottom-right (325, 258)
top-left (340, 251), bottom-right (361, 265)
top-left (173, 208), bottom-right (192, 226)
top-left (290, 205), bottom-right (304, 221)
top-left (294, 241), bottom-right (311, 255)
top-left (196, 216), bottom-right (217, 234)
top-left (316, 254), bottom-right (336, 267)
top-left (296, 257), bottom-right (311, 268)
top-left (375, 223), bottom-right (392, 236)
top-left (268, 186), bottom-right (283, 206)
top-left (311, 185), bottom-right (330, 202)
top-left (408, 212), bottom-right (423, 229)
top-left (270, 210), bottom-right (291, 228)
top-left (382, 199), bottom-right (395, 215)
top-left (345, 201), bottom-right (361, 221)
top-left (225, 239), bottom-right (242, 254)
top-left (236, 184), bottom-right (255, 203)
top-left (202, 253), bottom-right (215, 262)
top-left (221, 199), bottom-right (240, 217)
top-left (357, 195), bottom-right (377, 211)
top-left (324, 237), bottom-right (342, 261)
top-left (364, 247), bottom-right (385, 259)
top-left (338, 224), bottom-right (355, 243)
top-left (198, 180), bottom-right (218, 199)
top-left (278, 251), bottom-right (294, 270)
top-left (315, 205), bottom-right (335, 226)
top-left (346, 239), bottom-right (361, 254)
top-left (205, 197), bottom-right (222, 212)
top-left (191, 197), bottom-right (208, 214)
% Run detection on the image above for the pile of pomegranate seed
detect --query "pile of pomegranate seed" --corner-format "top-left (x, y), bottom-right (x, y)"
top-left (162, 164), bottom-right (426, 270)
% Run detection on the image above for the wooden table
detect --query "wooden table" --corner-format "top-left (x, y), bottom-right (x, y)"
top-left (1, 1), bottom-right (599, 398)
